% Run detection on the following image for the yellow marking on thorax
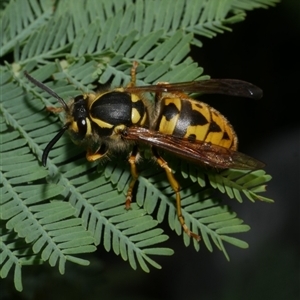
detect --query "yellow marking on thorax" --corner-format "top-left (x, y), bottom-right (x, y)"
top-left (91, 118), bottom-right (113, 129)
top-left (132, 108), bottom-right (140, 124)
top-left (131, 93), bottom-right (144, 124)
top-left (131, 93), bottom-right (140, 102)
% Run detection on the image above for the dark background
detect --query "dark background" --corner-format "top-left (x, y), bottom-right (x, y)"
top-left (2, 1), bottom-right (299, 299)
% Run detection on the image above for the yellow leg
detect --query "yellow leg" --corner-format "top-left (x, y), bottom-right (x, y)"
top-left (120, 62), bottom-right (138, 208)
top-left (46, 106), bottom-right (64, 113)
top-left (127, 61), bottom-right (138, 87)
top-left (152, 148), bottom-right (200, 241)
top-left (155, 82), bottom-right (190, 103)
top-left (86, 145), bottom-right (107, 162)
top-left (154, 82), bottom-right (169, 103)
top-left (86, 151), bottom-right (103, 162)
top-left (125, 146), bottom-right (139, 209)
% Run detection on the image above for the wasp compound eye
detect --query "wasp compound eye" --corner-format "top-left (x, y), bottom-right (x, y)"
top-left (76, 118), bottom-right (87, 140)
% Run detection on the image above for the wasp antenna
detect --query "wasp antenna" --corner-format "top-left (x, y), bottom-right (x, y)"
top-left (24, 71), bottom-right (69, 112)
top-left (42, 124), bottom-right (70, 166)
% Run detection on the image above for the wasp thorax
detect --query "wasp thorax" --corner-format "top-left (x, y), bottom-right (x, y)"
top-left (88, 91), bottom-right (147, 137)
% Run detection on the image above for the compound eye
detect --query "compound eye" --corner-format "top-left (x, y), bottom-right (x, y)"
top-left (77, 118), bottom-right (87, 139)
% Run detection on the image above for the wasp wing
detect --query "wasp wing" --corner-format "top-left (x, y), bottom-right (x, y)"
top-left (123, 127), bottom-right (265, 170)
top-left (125, 79), bottom-right (262, 100)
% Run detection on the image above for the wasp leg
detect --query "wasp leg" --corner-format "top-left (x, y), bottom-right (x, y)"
top-left (154, 81), bottom-right (190, 102)
top-left (154, 82), bottom-right (169, 103)
top-left (125, 146), bottom-right (139, 209)
top-left (86, 145), bottom-right (108, 162)
top-left (152, 147), bottom-right (201, 241)
top-left (46, 106), bottom-right (64, 113)
top-left (86, 150), bottom-right (103, 162)
top-left (127, 61), bottom-right (139, 87)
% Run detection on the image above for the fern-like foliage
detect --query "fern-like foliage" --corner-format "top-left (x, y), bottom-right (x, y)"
top-left (0, 0), bottom-right (276, 292)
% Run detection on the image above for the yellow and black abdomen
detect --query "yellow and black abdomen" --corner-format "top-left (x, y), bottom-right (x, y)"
top-left (156, 97), bottom-right (237, 150)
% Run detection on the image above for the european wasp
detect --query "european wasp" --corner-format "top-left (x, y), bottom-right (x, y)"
top-left (25, 62), bottom-right (264, 241)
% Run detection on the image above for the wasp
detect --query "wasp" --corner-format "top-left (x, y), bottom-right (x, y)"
top-left (25, 62), bottom-right (264, 241)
